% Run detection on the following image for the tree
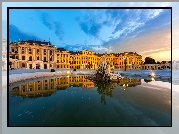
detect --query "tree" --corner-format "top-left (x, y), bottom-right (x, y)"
top-left (156, 61), bottom-right (160, 64)
top-left (161, 61), bottom-right (166, 64)
top-left (144, 57), bottom-right (156, 64)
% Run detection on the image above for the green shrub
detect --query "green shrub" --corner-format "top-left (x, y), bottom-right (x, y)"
top-left (51, 69), bottom-right (55, 72)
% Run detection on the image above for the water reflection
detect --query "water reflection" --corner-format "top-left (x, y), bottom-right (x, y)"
top-left (10, 76), bottom-right (142, 101)
top-left (96, 82), bottom-right (120, 104)
top-left (120, 78), bottom-right (141, 89)
top-left (10, 75), bottom-right (94, 98)
top-left (143, 77), bottom-right (171, 83)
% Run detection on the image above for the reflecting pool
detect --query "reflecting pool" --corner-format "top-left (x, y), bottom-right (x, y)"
top-left (9, 75), bottom-right (171, 126)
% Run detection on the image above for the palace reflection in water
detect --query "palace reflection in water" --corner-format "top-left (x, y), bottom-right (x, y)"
top-left (9, 75), bottom-right (171, 126)
top-left (10, 76), bottom-right (94, 98)
top-left (10, 76), bottom-right (141, 103)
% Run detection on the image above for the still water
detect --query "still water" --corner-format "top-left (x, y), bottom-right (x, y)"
top-left (9, 75), bottom-right (171, 126)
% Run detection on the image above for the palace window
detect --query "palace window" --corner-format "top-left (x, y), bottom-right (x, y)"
top-left (29, 48), bottom-right (32, 54)
top-left (22, 63), bottom-right (26, 67)
top-left (21, 47), bottom-right (25, 54)
top-left (37, 49), bottom-right (40, 54)
top-left (44, 57), bottom-right (46, 62)
top-left (29, 56), bottom-right (32, 61)
top-left (37, 56), bottom-right (39, 60)
top-left (22, 56), bottom-right (25, 60)
top-left (44, 49), bottom-right (46, 55)
top-left (50, 57), bottom-right (53, 61)
top-left (50, 50), bottom-right (53, 55)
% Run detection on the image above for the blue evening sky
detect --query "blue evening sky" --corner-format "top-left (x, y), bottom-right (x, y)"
top-left (7, 7), bottom-right (172, 61)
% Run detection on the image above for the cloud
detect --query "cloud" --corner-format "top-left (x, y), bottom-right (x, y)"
top-left (100, 9), bottom-right (171, 51)
top-left (53, 21), bottom-right (64, 40)
top-left (77, 17), bottom-right (103, 38)
top-left (64, 43), bottom-right (111, 54)
top-left (76, 9), bottom-right (170, 44)
top-left (39, 12), bottom-right (64, 40)
top-left (107, 26), bottom-right (171, 61)
top-left (141, 47), bottom-right (171, 54)
top-left (40, 12), bottom-right (54, 30)
top-left (76, 10), bottom-right (106, 38)
top-left (103, 9), bottom-right (170, 40)
top-left (9, 24), bottom-right (41, 42)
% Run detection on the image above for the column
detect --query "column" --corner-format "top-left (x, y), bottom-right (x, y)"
top-left (47, 49), bottom-right (49, 62)
top-left (41, 48), bottom-right (43, 61)
top-left (33, 48), bottom-right (35, 60)
top-left (61, 54), bottom-right (63, 68)
top-left (65, 54), bottom-right (67, 68)
top-left (25, 47), bottom-right (28, 61)
top-left (18, 46), bottom-right (21, 55)
top-left (54, 50), bottom-right (56, 62)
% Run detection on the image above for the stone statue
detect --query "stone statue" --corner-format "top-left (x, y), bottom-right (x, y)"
top-left (93, 52), bottom-right (121, 82)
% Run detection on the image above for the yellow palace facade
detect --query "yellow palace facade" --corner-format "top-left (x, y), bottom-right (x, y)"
top-left (9, 40), bottom-right (143, 70)
top-left (9, 40), bottom-right (56, 69)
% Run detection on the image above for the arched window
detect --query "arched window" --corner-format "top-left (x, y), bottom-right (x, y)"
top-left (29, 56), bottom-right (32, 61)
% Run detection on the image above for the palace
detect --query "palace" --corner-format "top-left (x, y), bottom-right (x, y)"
top-left (9, 40), bottom-right (143, 69)
top-left (9, 40), bottom-right (56, 69)
top-left (9, 39), bottom-right (143, 70)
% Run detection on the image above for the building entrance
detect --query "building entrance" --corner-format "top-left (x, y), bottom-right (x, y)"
top-left (29, 64), bottom-right (32, 69)
top-left (36, 64), bottom-right (40, 69)
top-left (44, 64), bottom-right (47, 69)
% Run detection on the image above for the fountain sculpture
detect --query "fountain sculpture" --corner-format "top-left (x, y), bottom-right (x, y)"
top-left (89, 52), bottom-right (122, 82)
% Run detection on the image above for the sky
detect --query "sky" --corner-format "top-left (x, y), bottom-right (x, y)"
top-left (3, 4), bottom-right (173, 62)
